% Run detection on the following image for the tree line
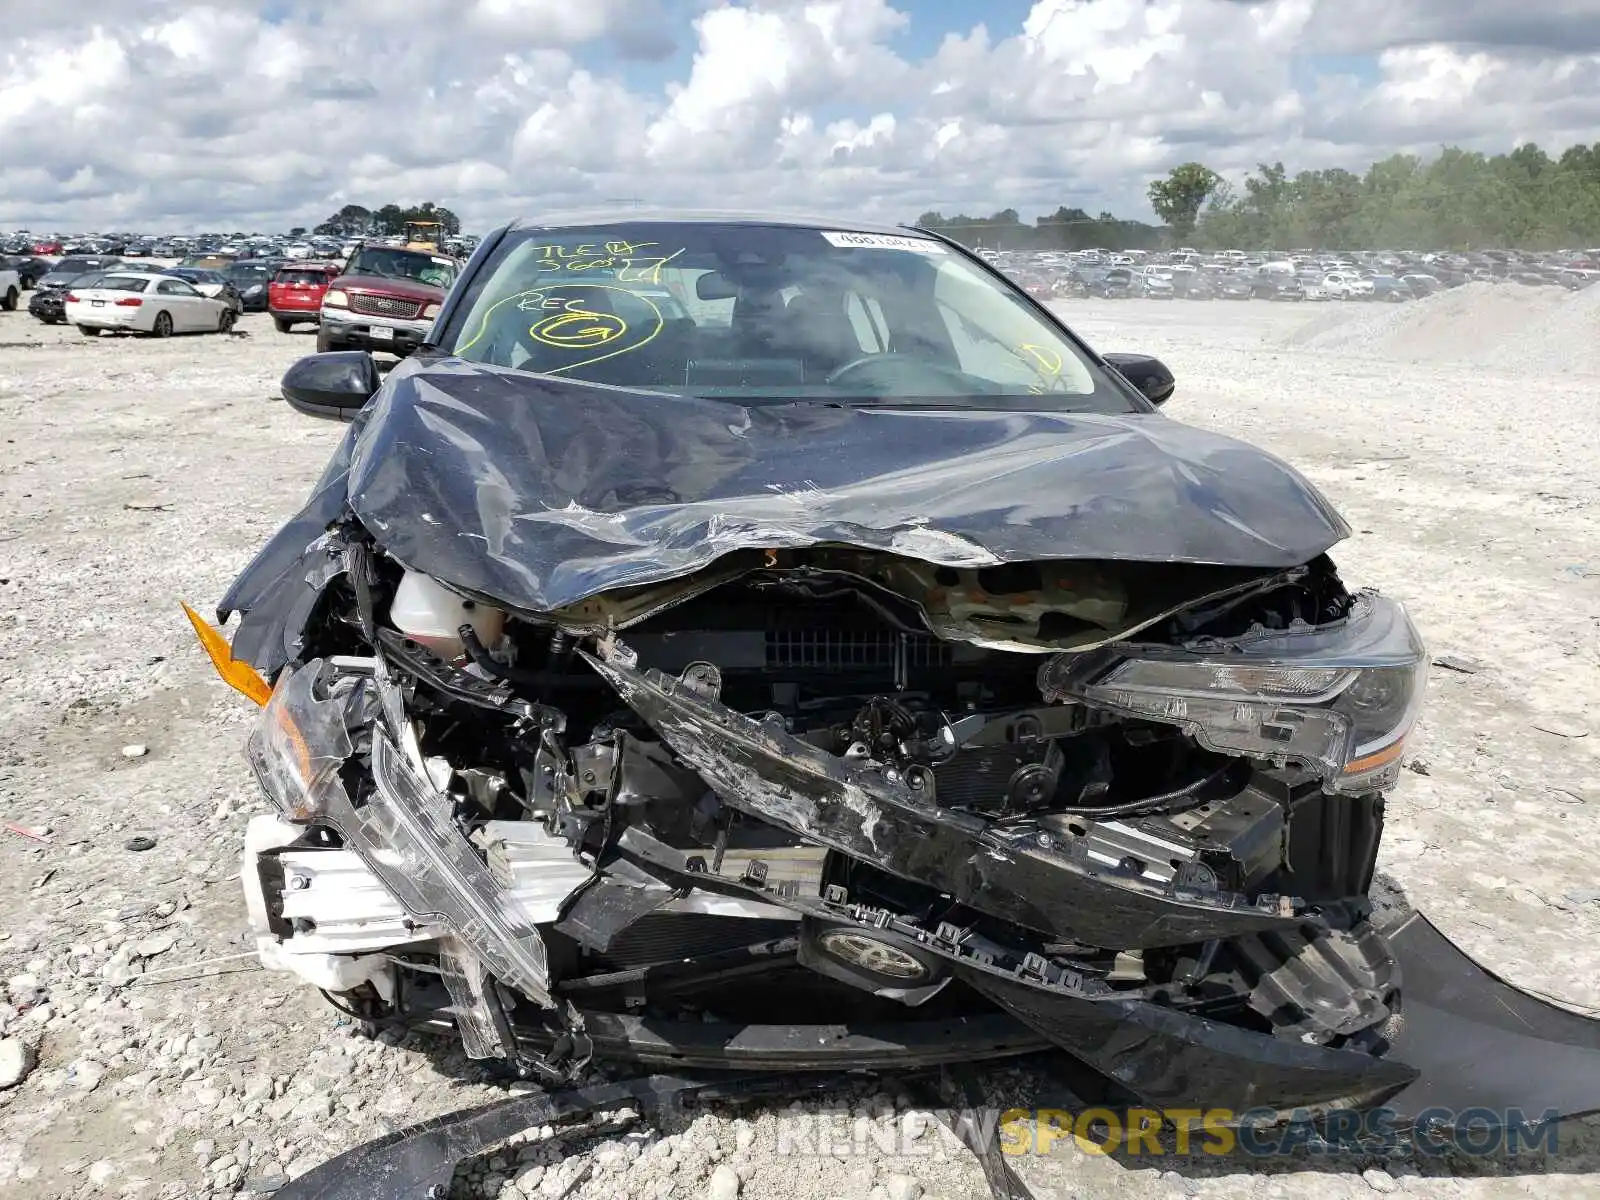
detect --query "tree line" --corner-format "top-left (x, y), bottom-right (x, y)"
top-left (913, 207), bottom-right (1164, 252)
top-left (312, 201), bottom-right (462, 238)
top-left (1147, 144), bottom-right (1600, 250)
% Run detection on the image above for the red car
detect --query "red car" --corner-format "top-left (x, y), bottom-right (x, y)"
top-left (268, 263), bottom-right (342, 333)
top-left (31, 240), bottom-right (63, 255)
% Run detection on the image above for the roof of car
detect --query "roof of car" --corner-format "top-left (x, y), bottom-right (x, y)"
top-left (507, 209), bottom-right (928, 238)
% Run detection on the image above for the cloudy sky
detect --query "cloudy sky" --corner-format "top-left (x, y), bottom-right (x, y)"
top-left (2, 0), bottom-right (1596, 233)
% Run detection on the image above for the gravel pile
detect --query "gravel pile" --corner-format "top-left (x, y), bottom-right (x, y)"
top-left (1481, 281), bottom-right (1600, 373)
top-left (1269, 281), bottom-right (1599, 368)
top-left (3, 310), bottom-right (1599, 1198)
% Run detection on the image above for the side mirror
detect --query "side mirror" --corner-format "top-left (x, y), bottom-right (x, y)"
top-left (1102, 352), bottom-right (1175, 406)
top-left (281, 350), bottom-right (380, 421)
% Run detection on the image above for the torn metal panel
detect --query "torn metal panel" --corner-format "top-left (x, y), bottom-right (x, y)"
top-left (584, 647), bottom-right (1304, 949)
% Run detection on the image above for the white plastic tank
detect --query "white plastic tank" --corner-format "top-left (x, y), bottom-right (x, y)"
top-left (389, 570), bottom-right (504, 661)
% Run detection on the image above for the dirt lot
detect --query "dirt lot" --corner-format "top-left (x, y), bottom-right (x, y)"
top-left (0, 295), bottom-right (1597, 1199)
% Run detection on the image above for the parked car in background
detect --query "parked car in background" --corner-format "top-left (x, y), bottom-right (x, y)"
top-left (166, 267), bottom-right (244, 315)
top-left (28, 279), bottom-right (79, 323)
top-left (1297, 274), bottom-right (1333, 301)
top-left (65, 271), bottom-right (236, 337)
top-left (1089, 266), bottom-right (1135, 298)
top-left (1138, 271), bottom-right (1175, 299)
top-left (35, 256), bottom-right (124, 294)
top-left (1214, 275), bottom-right (1253, 300)
top-left (268, 262), bottom-right (342, 332)
top-left (1, 255), bottom-right (53, 289)
top-left (1369, 276), bottom-right (1412, 302)
top-left (0, 263), bottom-right (20, 311)
top-left (27, 269), bottom-right (120, 324)
top-left (317, 244), bottom-right (458, 355)
top-left (225, 260), bottom-right (282, 312)
top-left (179, 253), bottom-right (237, 270)
top-left (30, 239), bottom-right (63, 255)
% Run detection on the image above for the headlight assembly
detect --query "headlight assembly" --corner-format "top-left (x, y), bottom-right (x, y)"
top-left (1040, 591), bottom-right (1427, 793)
top-left (246, 658), bottom-right (362, 821)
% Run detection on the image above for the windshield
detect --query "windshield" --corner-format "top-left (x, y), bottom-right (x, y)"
top-left (345, 247), bottom-right (456, 288)
top-left (444, 222), bottom-right (1133, 411)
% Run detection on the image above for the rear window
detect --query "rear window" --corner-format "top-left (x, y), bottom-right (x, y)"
top-left (274, 269), bottom-right (333, 285)
top-left (92, 276), bottom-right (151, 293)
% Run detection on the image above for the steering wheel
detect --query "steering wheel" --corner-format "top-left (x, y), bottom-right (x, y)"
top-left (825, 352), bottom-right (974, 393)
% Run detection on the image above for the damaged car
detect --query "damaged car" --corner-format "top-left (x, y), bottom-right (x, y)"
top-left (192, 213), bottom-right (1600, 1190)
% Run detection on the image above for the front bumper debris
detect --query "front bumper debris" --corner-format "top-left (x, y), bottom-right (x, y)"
top-left (1379, 910), bottom-right (1600, 1125)
top-left (272, 911), bottom-right (1600, 1200)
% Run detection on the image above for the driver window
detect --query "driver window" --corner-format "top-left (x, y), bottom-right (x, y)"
top-left (158, 280), bottom-right (198, 297)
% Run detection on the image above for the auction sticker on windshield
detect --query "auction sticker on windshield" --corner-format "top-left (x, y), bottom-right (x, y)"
top-left (819, 231), bottom-right (946, 253)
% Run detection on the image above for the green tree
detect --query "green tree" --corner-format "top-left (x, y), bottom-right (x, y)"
top-left (372, 204), bottom-right (406, 235)
top-left (1187, 142), bottom-right (1600, 250)
top-left (1147, 163), bottom-right (1222, 239)
top-left (313, 205), bottom-right (373, 236)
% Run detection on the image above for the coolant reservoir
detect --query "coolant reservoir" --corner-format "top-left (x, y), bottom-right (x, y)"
top-left (390, 570), bottom-right (504, 661)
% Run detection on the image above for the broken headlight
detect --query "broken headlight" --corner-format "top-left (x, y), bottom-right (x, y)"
top-left (246, 657), bottom-right (363, 821)
top-left (1042, 591), bottom-right (1426, 793)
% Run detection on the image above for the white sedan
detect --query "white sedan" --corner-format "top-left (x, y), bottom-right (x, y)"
top-left (64, 272), bottom-right (236, 337)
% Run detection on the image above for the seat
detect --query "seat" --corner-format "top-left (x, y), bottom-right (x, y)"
top-left (781, 285), bottom-right (866, 379)
top-left (728, 286), bottom-right (789, 359)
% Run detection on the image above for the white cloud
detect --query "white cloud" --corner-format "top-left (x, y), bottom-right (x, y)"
top-left (0, 0), bottom-right (1596, 232)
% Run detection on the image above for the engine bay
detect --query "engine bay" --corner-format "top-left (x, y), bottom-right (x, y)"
top-left (232, 529), bottom-right (1418, 1090)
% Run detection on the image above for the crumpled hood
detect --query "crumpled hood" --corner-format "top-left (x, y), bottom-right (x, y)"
top-left (335, 359), bottom-right (1348, 614)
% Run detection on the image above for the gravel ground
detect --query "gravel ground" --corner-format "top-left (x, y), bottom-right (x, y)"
top-left (0, 296), bottom-right (1596, 1199)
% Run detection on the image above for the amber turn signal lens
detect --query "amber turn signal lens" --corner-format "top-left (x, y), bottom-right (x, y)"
top-left (181, 602), bottom-right (272, 706)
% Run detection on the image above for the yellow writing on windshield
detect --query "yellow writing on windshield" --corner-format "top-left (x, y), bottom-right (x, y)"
top-left (1017, 342), bottom-right (1067, 394)
top-left (528, 307), bottom-right (628, 348)
top-left (529, 242), bottom-right (685, 286)
top-left (455, 282), bottom-right (664, 376)
top-left (1016, 343), bottom-right (1064, 376)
